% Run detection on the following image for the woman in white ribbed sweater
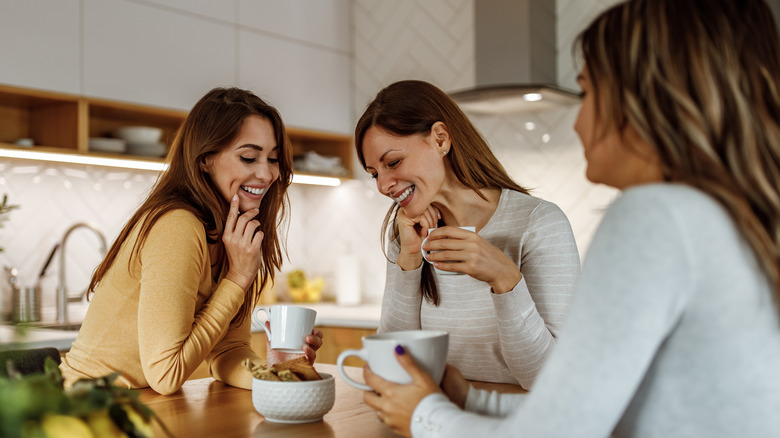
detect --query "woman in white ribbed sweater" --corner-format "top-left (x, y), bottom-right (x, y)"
top-left (355, 80), bottom-right (581, 387)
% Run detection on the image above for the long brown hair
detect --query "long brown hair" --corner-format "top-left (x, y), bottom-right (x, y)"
top-left (355, 79), bottom-right (529, 305)
top-left (89, 87), bottom-right (293, 325)
top-left (577, 0), bottom-right (780, 301)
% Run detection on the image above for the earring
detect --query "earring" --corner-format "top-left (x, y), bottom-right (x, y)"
top-left (442, 150), bottom-right (448, 156)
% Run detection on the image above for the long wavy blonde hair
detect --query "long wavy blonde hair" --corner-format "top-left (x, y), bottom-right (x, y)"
top-left (578, 0), bottom-right (780, 301)
top-left (89, 87), bottom-right (293, 325)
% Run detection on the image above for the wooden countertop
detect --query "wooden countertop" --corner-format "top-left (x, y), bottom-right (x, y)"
top-left (0, 303), bottom-right (380, 352)
top-left (138, 363), bottom-right (525, 437)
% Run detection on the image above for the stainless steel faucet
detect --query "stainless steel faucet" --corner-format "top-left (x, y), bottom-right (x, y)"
top-left (56, 222), bottom-right (107, 324)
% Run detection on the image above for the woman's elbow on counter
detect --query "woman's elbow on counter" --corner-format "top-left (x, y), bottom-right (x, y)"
top-left (148, 379), bottom-right (184, 396)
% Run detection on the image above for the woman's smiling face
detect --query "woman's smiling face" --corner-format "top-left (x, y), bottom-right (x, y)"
top-left (203, 115), bottom-right (280, 212)
top-left (361, 125), bottom-right (447, 218)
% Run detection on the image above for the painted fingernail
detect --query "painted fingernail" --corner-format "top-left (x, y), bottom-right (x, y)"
top-left (232, 194), bottom-right (239, 202)
top-left (395, 345), bottom-right (405, 355)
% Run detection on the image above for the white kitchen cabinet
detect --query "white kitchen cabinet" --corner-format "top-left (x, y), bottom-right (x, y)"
top-left (239, 30), bottom-right (352, 134)
top-left (239, 0), bottom-right (351, 52)
top-left (141, 0), bottom-right (237, 23)
top-left (0, 0), bottom-right (353, 134)
top-left (83, 0), bottom-right (236, 111)
top-left (0, 0), bottom-right (80, 94)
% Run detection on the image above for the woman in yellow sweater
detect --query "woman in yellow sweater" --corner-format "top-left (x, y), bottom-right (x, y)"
top-left (60, 87), bottom-right (323, 395)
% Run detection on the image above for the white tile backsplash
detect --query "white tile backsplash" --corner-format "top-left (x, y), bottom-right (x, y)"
top-left (0, 158), bottom-right (393, 310)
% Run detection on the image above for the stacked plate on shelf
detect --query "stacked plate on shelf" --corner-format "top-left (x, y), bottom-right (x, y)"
top-left (113, 126), bottom-right (167, 158)
top-left (89, 137), bottom-right (126, 154)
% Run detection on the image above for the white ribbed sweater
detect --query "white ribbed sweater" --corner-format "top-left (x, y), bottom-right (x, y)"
top-left (378, 189), bottom-right (581, 388)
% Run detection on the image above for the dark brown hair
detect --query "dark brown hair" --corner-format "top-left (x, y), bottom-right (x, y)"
top-left (89, 87), bottom-right (293, 325)
top-left (355, 79), bottom-right (529, 305)
top-left (577, 0), bottom-right (780, 302)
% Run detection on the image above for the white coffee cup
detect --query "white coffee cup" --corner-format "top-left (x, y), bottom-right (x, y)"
top-left (421, 226), bottom-right (476, 275)
top-left (253, 305), bottom-right (317, 353)
top-left (336, 330), bottom-right (449, 391)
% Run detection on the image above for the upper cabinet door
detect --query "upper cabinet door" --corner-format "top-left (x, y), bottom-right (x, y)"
top-left (0, 0), bottom-right (80, 94)
top-left (239, 31), bottom-right (351, 134)
top-left (82, 0), bottom-right (235, 111)
top-left (139, 0), bottom-right (237, 23)
top-left (238, 0), bottom-right (351, 52)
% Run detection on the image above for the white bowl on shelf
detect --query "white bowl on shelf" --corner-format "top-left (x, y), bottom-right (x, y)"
top-left (251, 372), bottom-right (335, 424)
top-left (114, 126), bottom-right (163, 144)
top-left (126, 142), bottom-right (167, 157)
top-left (89, 137), bottom-right (126, 153)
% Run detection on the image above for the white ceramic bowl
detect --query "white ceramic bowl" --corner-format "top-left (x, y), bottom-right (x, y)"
top-left (113, 126), bottom-right (163, 144)
top-left (251, 372), bottom-right (335, 424)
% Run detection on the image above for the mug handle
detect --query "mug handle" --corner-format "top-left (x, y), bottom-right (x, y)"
top-left (420, 228), bottom-right (437, 263)
top-left (253, 306), bottom-right (272, 341)
top-left (337, 349), bottom-right (371, 391)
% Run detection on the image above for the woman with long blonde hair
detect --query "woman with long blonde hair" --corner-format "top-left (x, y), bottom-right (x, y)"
top-left (61, 87), bottom-right (323, 394)
top-left (361, 1), bottom-right (780, 436)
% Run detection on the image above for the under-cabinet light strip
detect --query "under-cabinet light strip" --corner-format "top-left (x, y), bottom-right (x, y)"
top-left (1, 147), bottom-right (165, 171)
top-left (0, 148), bottom-right (341, 186)
top-left (291, 174), bottom-right (342, 186)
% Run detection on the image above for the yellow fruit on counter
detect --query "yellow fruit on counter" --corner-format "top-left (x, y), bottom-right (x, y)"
top-left (122, 404), bottom-right (154, 437)
top-left (86, 409), bottom-right (126, 438)
top-left (289, 277), bottom-right (324, 303)
top-left (41, 414), bottom-right (95, 438)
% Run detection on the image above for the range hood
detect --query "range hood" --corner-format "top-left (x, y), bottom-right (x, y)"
top-left (449, 0), bottom-right (581, 114)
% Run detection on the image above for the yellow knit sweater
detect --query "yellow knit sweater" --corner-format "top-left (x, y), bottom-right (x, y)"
top-left (60, 209), bottom-right (261, 394)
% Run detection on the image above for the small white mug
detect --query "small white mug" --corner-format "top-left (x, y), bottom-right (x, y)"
top-left (421, 226), bottom-right (476, 275)
top-left (253, 305), bottom-right (317, 353)
top-left (336, 330), bottom-right (449, 391)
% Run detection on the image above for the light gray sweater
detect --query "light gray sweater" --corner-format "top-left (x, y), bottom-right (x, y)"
top-left (411, 184), bottom-right (780, 437)
top-left (379, 189), bottom-right (581, 387)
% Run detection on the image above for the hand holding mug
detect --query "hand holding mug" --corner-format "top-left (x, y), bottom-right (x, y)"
top-left (422, 226), bottom-right (522, 292)
top-left (421, 226), bottom-right (475, 276)
top-left (265, 320), bottom-right (324, 366)
top-left (336, 330), bottom-right (448, 391)
top-left (253, 305), bottom-right (317, 354)
top-left (363, 343), bottom-right (445, 437)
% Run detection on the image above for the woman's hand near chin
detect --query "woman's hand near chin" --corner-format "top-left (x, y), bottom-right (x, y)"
top-left (222, 194), bottom-right (264, 291)
top-left (396, 205), bottom-right (440, 271)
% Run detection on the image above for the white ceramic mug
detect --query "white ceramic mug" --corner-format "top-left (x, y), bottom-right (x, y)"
top-left (253, 305), bottom-right (317, 353)
top-left (421, 226), bottom-right (476, 275)
top-left (336, 330), bottom-right (449, 391)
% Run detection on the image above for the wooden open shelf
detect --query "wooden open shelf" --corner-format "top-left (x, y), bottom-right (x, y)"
top-left (0, 84), bottom-right (354, 178)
